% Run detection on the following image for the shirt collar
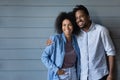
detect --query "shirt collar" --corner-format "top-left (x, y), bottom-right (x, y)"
top-left (62, 33), bottom-right (67, 43)
top-left (81, 22), bottom-right (96, 32)
top-left (89, 22), bottom-right (96, 31)
top-left (62, 33), bottom-right (74, 44)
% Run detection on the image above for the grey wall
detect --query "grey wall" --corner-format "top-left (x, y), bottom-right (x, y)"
top-left (0, 0), bottom-right (120, 80)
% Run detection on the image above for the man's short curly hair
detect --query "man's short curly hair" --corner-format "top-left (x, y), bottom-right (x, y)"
top-left (73, 5), bottom-right (89, 17)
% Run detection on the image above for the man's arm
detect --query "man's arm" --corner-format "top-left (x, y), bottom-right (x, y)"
top-left (107, 56), bottom-right (115, 80)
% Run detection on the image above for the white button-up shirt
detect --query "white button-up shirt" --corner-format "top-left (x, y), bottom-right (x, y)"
top-left (77, 22), bottom-right (115, 80)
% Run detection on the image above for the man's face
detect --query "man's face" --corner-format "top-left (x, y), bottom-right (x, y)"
top-left (75, 10), bottom-right (90, 29)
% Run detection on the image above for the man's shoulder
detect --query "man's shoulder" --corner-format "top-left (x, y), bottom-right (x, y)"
top-left (94, 23), bottom-right (108, 31)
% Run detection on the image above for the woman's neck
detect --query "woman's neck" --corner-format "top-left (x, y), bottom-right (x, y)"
top-left (66, 36), bottom-right (72, 43)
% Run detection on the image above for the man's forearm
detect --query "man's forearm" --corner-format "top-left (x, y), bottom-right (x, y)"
top-left (108, 56), bottom-right (115, 77)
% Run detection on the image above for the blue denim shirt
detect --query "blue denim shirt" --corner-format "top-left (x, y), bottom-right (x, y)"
top-left (41, 33), bottom-right (80, 80)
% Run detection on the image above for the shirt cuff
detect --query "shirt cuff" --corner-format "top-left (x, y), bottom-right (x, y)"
top-left (107, 50), bottom-right (116, 56)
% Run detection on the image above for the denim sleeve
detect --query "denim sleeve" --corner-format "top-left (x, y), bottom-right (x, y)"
top-left (41, 36), bottom-right (59, 74)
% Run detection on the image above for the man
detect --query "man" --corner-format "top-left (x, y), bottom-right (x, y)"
top-left (73, 5), bottom-right (115, 80)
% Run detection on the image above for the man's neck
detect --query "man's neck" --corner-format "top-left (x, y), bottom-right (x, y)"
top-left (82, 21), bottom-right (92, 32)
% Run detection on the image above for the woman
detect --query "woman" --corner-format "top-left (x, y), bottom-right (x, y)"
top-left (41, 12), bottom-right (80, 80)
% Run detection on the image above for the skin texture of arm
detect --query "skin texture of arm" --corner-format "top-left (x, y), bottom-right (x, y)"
top-left (107, 56), bottom-right (115, 80)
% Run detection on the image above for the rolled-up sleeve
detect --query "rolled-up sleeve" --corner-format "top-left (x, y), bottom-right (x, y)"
top-left (101, 27), bottom-right (116, 56)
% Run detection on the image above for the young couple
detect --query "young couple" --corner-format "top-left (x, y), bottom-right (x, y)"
top-left (41, 5), bottom-right (116, 80)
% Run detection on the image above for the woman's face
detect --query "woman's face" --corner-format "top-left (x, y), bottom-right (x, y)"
top-left (62, 19), bottom-right (73, 37)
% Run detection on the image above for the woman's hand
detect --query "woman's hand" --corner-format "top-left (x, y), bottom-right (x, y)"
top-left (57, 69), bottom-right (65, 75)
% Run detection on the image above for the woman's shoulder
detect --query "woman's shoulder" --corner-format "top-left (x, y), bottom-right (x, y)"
top-left (49, 34), bottom-right (62, 41)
